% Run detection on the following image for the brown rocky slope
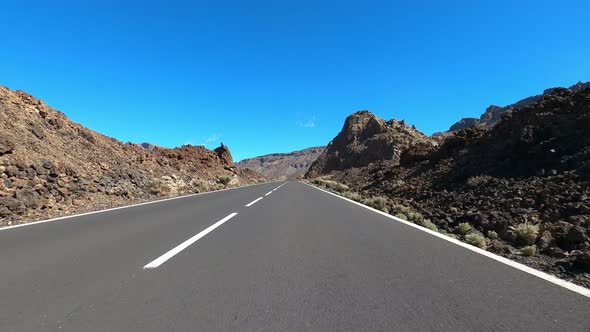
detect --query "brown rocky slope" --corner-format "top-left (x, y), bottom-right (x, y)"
top-left (237, 146), bottom-right (325, 180)
top-left (0, 86), bottom-right (265, 226)
top-left (306, 88), bottom-right (590, 287)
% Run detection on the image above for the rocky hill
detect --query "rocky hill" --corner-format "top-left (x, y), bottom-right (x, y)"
top-left (306, 111), bottom-right (438, 177)
top-left (447, 81), bottom-right (590, 131)
top-left (306, 88), bottom-right (590, 287)
top-left (0, 86), bottom-right (264, 225)
top-left (237, 146), bottom-right (324, 180)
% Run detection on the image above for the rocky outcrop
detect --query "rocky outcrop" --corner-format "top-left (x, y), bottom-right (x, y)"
top-left (306, 111), bottom-right (437, 177)
top-left (447, 81), bottom-right (590, 131)
top-left (449, 118), bottom-right (480, 131)
top-left (306, 86), bottom-right (590, 286)
top-left (237, 146), bottom-right (325, 180)
top-left (0, 85), bottom-right (265, 225)
top-left (214, 143), bottom-right (234, 166)
top-left (0, 137), bottom-right (14, 156)
top-left (451, 88), bottom-right (590, 179)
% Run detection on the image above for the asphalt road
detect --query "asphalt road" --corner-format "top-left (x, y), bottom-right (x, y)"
top-left (1, 181), bottom-right (589, 331)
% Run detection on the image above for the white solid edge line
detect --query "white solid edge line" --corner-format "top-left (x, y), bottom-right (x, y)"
top-left (265, 191), bottom-right (273, 196)
top-left (302, 182), bottom-right (590, 298)
top-left (144, 212), bottom-right (238, 269)
top-left (0, 181), bottom-right (280, 232)
top-left (245, 197), bottom-right (264, 207)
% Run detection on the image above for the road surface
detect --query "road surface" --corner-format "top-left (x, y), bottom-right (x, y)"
top-left (0, 181), bottom-right (588, 331)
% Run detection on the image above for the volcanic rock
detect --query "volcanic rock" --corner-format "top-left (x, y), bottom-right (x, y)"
top-left (0, 85), bottom-right (265, 225)
top-left (447, 81), bottom-right (590, 131)
top-left (306, 85), bottom-right (590, 286)
top-left (0, 137), bottom-right (14, 156)
top-left (214, 143), bottom-right (234, 166)
top-left (306, 111), bottom-right (437, 177)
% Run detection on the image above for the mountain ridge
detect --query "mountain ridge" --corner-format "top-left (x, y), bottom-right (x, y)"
top-left (446, 81), bottom-right (590, 132)
top-left (237, 146), bottom-right (325, 180)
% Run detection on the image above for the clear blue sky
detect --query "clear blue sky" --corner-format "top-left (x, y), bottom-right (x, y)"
top-left (1, 0), bottom-right (589, 161)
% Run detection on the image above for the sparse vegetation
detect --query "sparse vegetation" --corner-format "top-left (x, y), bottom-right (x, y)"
top-left (390, 205), bottom-right (442, 232)
top-left (440, 231), bottom-right (459, 240)
top-left (510, 223), bottom-right (539, 245)
top-left (465, 233), bottom-right (487, 248)
top-left (362, 196), bottom-right (389, 213)
top-left (310, 178), bottom-right (366, 203)
top-left (148, 179), bottom-right (171, 195)
top-left (342, 191), bottom-right (362, 202)
top-left (394, 213), bottom-right (408, 220)
top-left (217, 175), bottom-right (232, 186)
top-left (456, 223), bottom-right (472, 235)
top-left (487, 230), bottom-right (498, 240)
top-left (312, 178), bottom-right (350, 193)
top-left (522, 245), bottom-right (537, 256)
top-left (406, 211), bottom-right (424, 222)
top-left (420, 219), bottom-right (438, 232)
top-left (393, 205), bottom-right (424, 222)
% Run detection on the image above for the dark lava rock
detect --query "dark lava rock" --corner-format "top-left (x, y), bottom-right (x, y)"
top-left (42, 160), bottom-right (54, 170)
top-left (554, 259), bottom-right (573, 270)
top-left (572, 251), bottom-right (590, 271)
top-left (546, 247), bottom-right (568, 259)
top-left (0, 137), bottom-right (14, 155)
top-left (537, 230), bottom-right (554, 250)
top-left (566, 226), bottom-right (588, 244)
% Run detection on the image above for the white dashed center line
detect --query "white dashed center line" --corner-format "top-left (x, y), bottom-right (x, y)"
top-left (245, 197), bottom-right (264, 207)
top-left (144, 212), bottom-right (238, 269)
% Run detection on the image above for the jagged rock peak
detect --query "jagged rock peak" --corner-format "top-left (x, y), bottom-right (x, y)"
top-left (214, 142), bottom-right (234, 165)
top-left (306, 110), bottom-right (436, 177)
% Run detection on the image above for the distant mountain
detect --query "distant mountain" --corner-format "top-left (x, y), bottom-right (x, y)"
top-left (237, 147), bottom-right (325, 180)
top-left (447, 81), bottom-right (590, 132)
top-left (138, 142), bottom-right (158, 150)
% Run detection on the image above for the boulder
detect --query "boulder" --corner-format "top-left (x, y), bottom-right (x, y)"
top-left (31, 125), bottom-right (45, 139)
top-left (546, 247), bottom-right (568, 259)
top-left (537, 230), bottom-right (554, 250)
top-left (566, 226), bottom-right (588, 244)
top-left (572, 251), bottom-right (590, 272)
top-left (0, 137), bottom-right (14, 155)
